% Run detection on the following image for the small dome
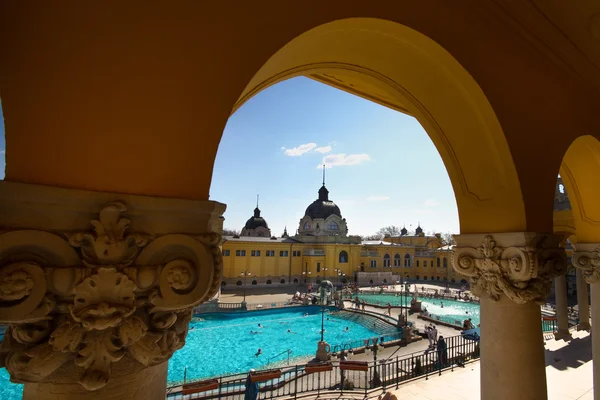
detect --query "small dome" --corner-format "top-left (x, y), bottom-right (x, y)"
top-left (415, 225), bottom-right (423, 235)
top-left (401, 226), bottom-right (408, 235)
top-left (244, 207), bottom-right (269, 230)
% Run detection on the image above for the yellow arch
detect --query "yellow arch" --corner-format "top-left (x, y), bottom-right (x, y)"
top-left (560, 135), bottom-right (600, 242)
top-left (228, 18), bottom-right (525, 234)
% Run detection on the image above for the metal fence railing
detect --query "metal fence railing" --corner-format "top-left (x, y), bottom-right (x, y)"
top-left (166, 333), bottom-right (480, 399)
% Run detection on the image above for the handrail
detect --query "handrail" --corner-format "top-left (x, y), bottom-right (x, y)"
top-left (267, 348), bottom-right (292, 365)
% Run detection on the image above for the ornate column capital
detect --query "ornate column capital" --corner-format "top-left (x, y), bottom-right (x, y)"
top-left (0, 181), bottom-right (225, 391)
top-left (572, 243), bottom-right (600, 284)
top-left (451, 232), bottom-right (567, 304)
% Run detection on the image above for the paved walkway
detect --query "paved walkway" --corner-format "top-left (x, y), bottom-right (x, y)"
top-left (386, 329), bottom-right (593, 399)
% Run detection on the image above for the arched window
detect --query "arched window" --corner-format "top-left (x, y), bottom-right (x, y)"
top-left (293, 278), bottom-right (298, 284)
top-left (251, 280), bottom-right (257, 285)
top-left (328, 222), bottom-right (339, 230)
top-left (383, 254), bottom-right (391, 268)
top-left (369, 279), bottom-right (374, 284)
top-left (221, 281), bottom-right (226, 287)
top-left (437, 258), bottom-right (440, 268)
top-left (436, 276), bottom-right (440, 281)
top-left (424, 276), bottom-right (428, 280)
top-left (280, 279), bottom-right (285, 284)
top-left (394, 253), bottom-right (401, 267)
top-left (316, 279), bottom-right (322, 284)
top-left (339, 251), bottom-right (348, 263)
top-left (451, 278), bottom-right (456, 283)
top-left (404, 254), bottom-right (412, 267)
top-left (303, 222), bottom-right (311, 230)
top-left (443, 257), bottom-right (448, 268)
top-left (266, 279), bottom-right (272, 284)
top-left (236, 280), bottom-right (242, 286)
top-left (415, 275), bottom-right (420, 280)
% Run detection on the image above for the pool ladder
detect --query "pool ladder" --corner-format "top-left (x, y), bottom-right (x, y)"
top-left (267, 348), bottom-right (293, 366)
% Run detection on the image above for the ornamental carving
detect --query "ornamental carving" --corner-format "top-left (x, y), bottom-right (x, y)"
top-left (452, 234), bottom-right (566, 304)
top-left (0, 201), bottom-right (223, 391)
top-left (572, 245), bottom-right (600, 284)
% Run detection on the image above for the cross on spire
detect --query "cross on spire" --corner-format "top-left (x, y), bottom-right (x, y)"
top-left (256, 194), bottom-right (259, 208)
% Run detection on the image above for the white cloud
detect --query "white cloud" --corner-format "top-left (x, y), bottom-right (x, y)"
top-left (366, 196), bottom-right (390, 202)
top-left (282, 143), bottom-right (317, 156)
top-left (413, 208), bottom-right (435, 216)
top-left (318, 153), bottom-right (371, 168)
top-left (314, 146), bottom-right (332, 154)
top-left (423, 199), bottom-right (439, 207)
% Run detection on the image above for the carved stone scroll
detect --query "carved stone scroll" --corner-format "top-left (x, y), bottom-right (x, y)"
top-left (0, 185), bottom-right (225, 393)
top-left (571, 243), bottom-right (600, 284)
top-left (451, 233), bottom-right (567, 304)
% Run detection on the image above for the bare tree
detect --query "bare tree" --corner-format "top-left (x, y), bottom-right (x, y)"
top-left (376, 225), bottom-right (402, 238)
top-left (222, 228), bottom-right (240, 236)
top-left (441, 232), bottom-right (456, 246)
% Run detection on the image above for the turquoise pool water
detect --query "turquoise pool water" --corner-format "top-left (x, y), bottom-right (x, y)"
top-left (354, 293), bottom-right (481, 327)
top-left (0, 306), bottom-right (392, 398)
top-left (168, 306), bottom-right (394, 383)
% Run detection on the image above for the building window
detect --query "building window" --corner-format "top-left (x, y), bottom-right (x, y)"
top-left (394, 253), bottom-right (401, 267)
top-left (370, 260), bottom-right (377, 268)
top-left (416, 260), bottom-right (420, 267)
top-left (223, 250), bottom-right (230, 256)
top-left (437, 258), bottom-right (441, 268)
top-left (236, 280), bottom-right (242, 286)
top-left (251, 250), bottom-right (261, 257)
top-left (265, 250), bottom-right (274, 257)
top-left (293, 250), bottom-right (301, 257)
top-left (251, 280), bottom-right (257, 285)
top-left (266, 280), bottom-right (272, 284)
top-left (404, 254), bottom-right (412, 267)
top-left (443, 257), bottom-right (448, 268)
top-left (424, 260), bottom-right (428, 267)
top-left (416, 275), bottom-right (420, 280)
top-left (328, 222), bottom-right (339, 230)
top-left (383, 254), bottom-right (391, 268)
top-left (424, 276), bottom-right (428, 280)
top-left (339, 251), bottom-right (348, 263)
top-left (293, 278), bottom-right (298, 284)
top-left (317, 263), bottom-right (321, 272)
top-left (280, 250), bottom-right (289, 257)
top-left (236, 250), bottom-right (246, 257)
top-left (304, 222), bottom-right (311, 230)
top-left (280, 279), bottom-right (285, 284)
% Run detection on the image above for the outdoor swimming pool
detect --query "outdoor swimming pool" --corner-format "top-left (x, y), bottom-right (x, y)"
top-left (168, 306), bottom-right (396, 383)
top-left (0, 306), bottom-right (395, 398)
top-left (354, 293), bottom-right (481, 326)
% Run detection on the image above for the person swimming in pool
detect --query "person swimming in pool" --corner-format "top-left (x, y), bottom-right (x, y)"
top-left (255, 348), bottom-right (262, 356)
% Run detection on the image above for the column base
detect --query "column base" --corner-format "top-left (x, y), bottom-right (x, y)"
top-left (577, 323), bottom-right (591, 331)
top-left (553, 330), bottom-right (572, 341)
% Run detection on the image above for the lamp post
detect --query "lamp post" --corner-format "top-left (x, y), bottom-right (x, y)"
top-left (316, 281), bottom-right (331, 361)
top-left (241, 270), bottom-right (251, 309)
top-left (366, 338), bottom-right (382, 388)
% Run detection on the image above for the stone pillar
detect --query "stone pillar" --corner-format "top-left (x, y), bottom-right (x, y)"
top-left (452, 233), bottom-right (567, 400)
top-left (0, 181), bottom-right (225, 399)
top-left (553, 274), bottom-right (572, 340)
top-left (572, 244), bottom-right (600, 400)
top-left (576, 268), bottom-right (591, 330)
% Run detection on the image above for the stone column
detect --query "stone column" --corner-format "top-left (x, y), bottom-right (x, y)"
top-left (576, 268), bottom-right (591, 330)
top-left (0, 181), bottom-right (225, 400)
top-left (452, 233), bottom-right (567, 400)
top-left (553, 274), bottom-right (572, 340)
top-left (572, 244), bottom-right (600, 400)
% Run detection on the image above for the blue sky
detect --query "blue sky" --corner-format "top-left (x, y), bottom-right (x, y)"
top-left (0, 77), bottom-right (459, 236)
top-left (210, 77), bottom-right (459, 236)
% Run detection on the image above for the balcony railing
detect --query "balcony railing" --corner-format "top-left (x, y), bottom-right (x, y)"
top-left (303, 249), bottom-right (326, 256)
top-left (360, 251), bottom-right (380, 257)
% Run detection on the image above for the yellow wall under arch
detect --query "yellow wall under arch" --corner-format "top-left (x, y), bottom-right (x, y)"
top-left (560, 135), bottom-right (600, 242)
top-left (228, 18), bottom-right (526, 234)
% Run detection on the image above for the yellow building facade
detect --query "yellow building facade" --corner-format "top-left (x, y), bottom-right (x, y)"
top-left (221, 184), bottom-right (456, 288)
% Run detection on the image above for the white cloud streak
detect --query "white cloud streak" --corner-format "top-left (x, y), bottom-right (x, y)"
top-left (314, 146), bottom-right (332, 154)
top-left (318, 153), bottom-right (371, 168)
top-left (282, 143), bottom-right (317, 156)
top-left (423, 199), bottom-right (439, 207)
top-left (366, 196), bottom-right (390, 202)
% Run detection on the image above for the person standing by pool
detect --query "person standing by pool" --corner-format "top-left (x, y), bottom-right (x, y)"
top-left (436, 336), bottom-right (448, 368)
top-left (386, 303), bottom-right (392, 316)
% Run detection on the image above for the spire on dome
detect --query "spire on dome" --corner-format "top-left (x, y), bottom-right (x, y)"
top-left (253, 194), bottom-right (261, 217)
top-left (401, 225), bottom-right (408, 236)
